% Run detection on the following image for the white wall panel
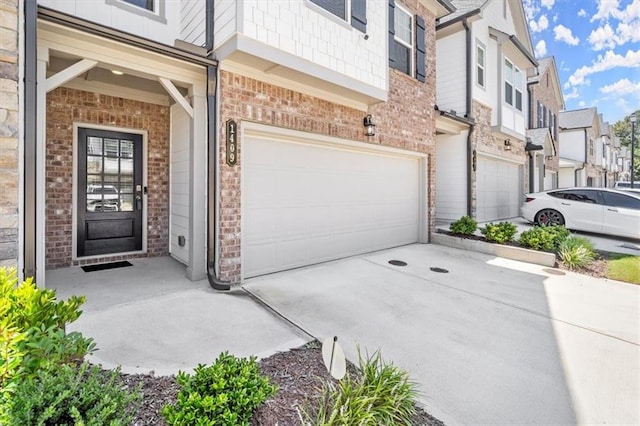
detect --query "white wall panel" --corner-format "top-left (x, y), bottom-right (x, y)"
top-left (180, 0), bottom-right (205, 47)
top-left (436, 33), bottom-right (467, 115)
top-left (435, 133), bottom-right (468, 220)
top-left (169, 104), bottom-right (190, 265)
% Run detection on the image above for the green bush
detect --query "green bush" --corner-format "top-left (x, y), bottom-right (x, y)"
top-left (7, 362), bottom-right (141, 426)
top-left (162, 352), bottom-right (277, 426)
top-left (519, 225), bottom-right (570, 252)
top-left (308, 350), bottom-right (418, 425)
top-left (449, 216), bottom-right (477, 235)
top-left (480, 222), bottom-right (518, 244)
top-left (558, 236), bottom-right (595, 269)
top-left (0, 267), bottom-right (95, 417)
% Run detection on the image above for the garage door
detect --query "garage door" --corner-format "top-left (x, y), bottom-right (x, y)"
top-left (476, 156), bottom-right (522, 222)
top-left (243, 136), bottom-right (422, 278)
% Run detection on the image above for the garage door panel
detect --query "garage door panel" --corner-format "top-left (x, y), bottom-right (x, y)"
top-left (244, 137), bottom-right (421, 277)
top-left (477, 157), bottom-right (522, 223)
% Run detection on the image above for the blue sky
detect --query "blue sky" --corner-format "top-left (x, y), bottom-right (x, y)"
top-left (524, 0), bottom-right (640, 125)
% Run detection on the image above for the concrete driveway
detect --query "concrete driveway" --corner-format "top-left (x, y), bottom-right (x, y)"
top-left (244, 244), bottom-right (640, 425)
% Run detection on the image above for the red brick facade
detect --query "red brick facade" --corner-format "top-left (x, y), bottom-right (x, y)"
top-left (217, 5), bottom-right (438, 282)
top-left (46, 88), bottom-right (170, 268)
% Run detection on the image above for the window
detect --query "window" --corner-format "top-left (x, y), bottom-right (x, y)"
top-left (549, 190), bottom-right (600, 204)
top-left (121, 0), bottom-right (154, 11)
top-left (309, 0), bottom-right (367, 32)
top-left (476, 42), bottom-right (485, 88)
top-left (310, 0), bottom-right (347, 20)
top-left (589, 139), bottom-right (594, 156)
top-left (391, 4), bottom-right (413, 76)
top-left (515, 68), bottom-right (523, 111)
top-left (504, 59), bottom-right (513, 106)
top-left (602, 192), bottom-right (640, 209)
top-left (542, 105), bottom-right (547, 127)
top-left (537, 101), bottom-right (543, 127)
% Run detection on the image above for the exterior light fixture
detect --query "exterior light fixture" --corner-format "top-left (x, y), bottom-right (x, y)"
top-left (363, 114), bottom-right (376, 137)
top-left (111, 69), bottom-right (124, 75)
top-left (504, 139), bottom-right (511, 151)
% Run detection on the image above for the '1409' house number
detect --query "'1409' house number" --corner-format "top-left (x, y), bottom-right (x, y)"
top-left (226, 120), bottom-right (237, 166)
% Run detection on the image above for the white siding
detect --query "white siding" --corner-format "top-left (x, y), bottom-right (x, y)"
top-left (230, 0), bottom-right (387, 92)
top-left (436, 32), bottom-right (466, 115)
top-left (180, 0), bottom-right (205, 46)
top-left (39, 0), bottom-right (181, 46)
top-left (436, 133), bottom-right (468, 220)
top-left (214, 0), bottom-right (237, 47)
top-left (169, 105), bottom-right (190, 265)
top-left (476, 156), bottom-right (522, 222)
top-left (559, 130), bottom-right (586, 162)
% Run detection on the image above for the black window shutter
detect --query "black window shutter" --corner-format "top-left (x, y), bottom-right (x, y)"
top-left (351, 0), bottom-right (367, 32)
top-left (388, 0), bottom-right (396, 66)
top-left (415, 15), bottom-right (426, 82)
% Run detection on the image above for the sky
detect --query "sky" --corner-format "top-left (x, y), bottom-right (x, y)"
top-left (523, 0), bottom-right (640, 125)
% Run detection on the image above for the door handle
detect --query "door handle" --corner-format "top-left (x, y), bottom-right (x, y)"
top-left (607, 208), bottom-right (618, 212)
top-left (135, 195), bottom-right (142, 210)
top-left (561, 202), bottom-right (570, 206)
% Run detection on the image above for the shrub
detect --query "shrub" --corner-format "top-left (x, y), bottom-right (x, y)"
top-left (7, 362), bottom-right (141, 426)
top-left (308, 350), bottom-right (418, 425)
top-left (519, 225), bottom-right (570, 252)
top-left (480, 222), bottom-right (518, 244)
top-left (162, 351), bottom-right (277, 426)
top-left (0, 267), bottom-right (95, 422)
top-left (558, 236), bottom-right (595, 270)
top-left (449, 216), bottom-right (477, 235)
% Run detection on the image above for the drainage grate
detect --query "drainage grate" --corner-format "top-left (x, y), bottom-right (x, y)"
top-left (542, 268), bottom-right (566, 276)
top-left (388, 260), bottom-right (407, 267)
top-left (430, 267), bottom-right (449, 273)
top-left (82, 261), bottom-right (133, 272)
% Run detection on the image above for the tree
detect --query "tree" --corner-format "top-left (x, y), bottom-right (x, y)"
top-left (613, 111), bottom-right (640, 182)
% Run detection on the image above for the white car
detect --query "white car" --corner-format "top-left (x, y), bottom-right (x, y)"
top-left (521, 187), bottom-right (640, 239)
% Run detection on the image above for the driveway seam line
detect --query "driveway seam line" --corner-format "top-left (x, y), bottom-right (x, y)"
top-left (360, 258), bottom-right (640, 347)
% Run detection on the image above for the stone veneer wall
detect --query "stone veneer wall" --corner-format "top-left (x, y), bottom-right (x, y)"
top-left (217, 3), bottom-right (437, 282)
top-left (0, 0), bottom-right (19, 268)
top-left (46, 88), bottom-right (170, 268)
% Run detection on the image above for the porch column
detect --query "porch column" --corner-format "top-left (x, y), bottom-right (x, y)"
top-left (35, 47), bottom-right (48, 287)
top-left (187, 83), bottom-right (207, 281)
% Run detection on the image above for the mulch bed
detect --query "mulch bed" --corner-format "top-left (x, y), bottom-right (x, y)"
top-left (122, 341), bottom-right (443, 425)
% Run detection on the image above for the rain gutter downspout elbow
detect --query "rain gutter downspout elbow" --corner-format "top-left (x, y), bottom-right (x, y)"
top-left (205, 0), bottom-right (230, 291)
top-left (463, 18), bottom-right (474, 217)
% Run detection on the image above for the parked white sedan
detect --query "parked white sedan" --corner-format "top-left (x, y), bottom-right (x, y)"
top-left (521, 187), bottom-right (640, 239)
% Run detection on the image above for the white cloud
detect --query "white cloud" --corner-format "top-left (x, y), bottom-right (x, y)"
top-left (578, 9), bottom-right (587, 17)
top-left (522, 0), bottom-right (539, 21)
top-left (541, 0), bottom-right (555, 10)
top-left (564, 87), bottom-right (580, 100)
top-left (591, 0), bottom-right (640, 22)
top-left (591, 0), bottom-right (620, 22)
top-left (588, 23), bottom-right (618, 50)
top-left (578, 101), bottom-right (586, 107)
top-left (600, 78), bottom-right (640, 96)
top-left (567, 49), bottom-right (640, 87)
top-left (530, 15), bottom-right (549, 33)
top-left (554, 25), bottom-right (580, 45)
top-left (534, 40), bottom-right (547, 57)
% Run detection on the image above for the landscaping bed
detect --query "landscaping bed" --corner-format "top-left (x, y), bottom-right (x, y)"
top-left (122, 341), bottom-right (443, 425)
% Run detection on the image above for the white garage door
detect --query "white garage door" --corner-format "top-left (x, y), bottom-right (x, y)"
top-left (476, 156), bottom-right (522, 222)
top-left (243, 136), bottom-right (422, 278)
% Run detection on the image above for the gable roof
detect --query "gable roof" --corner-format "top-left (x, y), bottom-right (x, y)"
top-left (438, 0), bottom-right (487, 25)
top-left (527, 127), bottom-right (555, 155)
top-left (528, 56), bottom-right (565, 109)
top-left (559, 108), bottom-right (597, 130)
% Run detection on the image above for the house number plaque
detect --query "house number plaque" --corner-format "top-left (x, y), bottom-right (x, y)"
top-left (226, 120), bottom-right (238, 166)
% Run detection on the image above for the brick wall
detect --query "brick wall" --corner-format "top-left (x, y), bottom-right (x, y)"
top-left (529, 67), bottom-right (561, 174)
top-left (46, 88), bottom-right (170, 268)
top-left (217, 4), bottom-right (437, 282)
top-left (0, 0), bottom-right (18, 268)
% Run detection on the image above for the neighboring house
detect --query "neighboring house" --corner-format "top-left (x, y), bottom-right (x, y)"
top-left (526, 56), bottom-right (564, 192)
top-left (558, 107), bottom-right (602, 188)
top-left (598, 117), bottom-right (619, 187)
top-left (0, 0), bottom-right (19, 268)
top-left (10, 0), bottom-right (455, 285)
top-left (619, 146), bottom-right (631, 182)
top-left (434, 0), bottom-right (537, 222)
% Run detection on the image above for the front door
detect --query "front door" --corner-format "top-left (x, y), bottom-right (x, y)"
top-left (77, 128), bottom-right (143, 257)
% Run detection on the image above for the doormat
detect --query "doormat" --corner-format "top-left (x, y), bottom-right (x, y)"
top-left (81, 261), bottom-right (133, 272)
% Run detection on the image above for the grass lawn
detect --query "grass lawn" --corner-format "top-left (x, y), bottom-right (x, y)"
top-left (605, 254), bottom-right (640, 284)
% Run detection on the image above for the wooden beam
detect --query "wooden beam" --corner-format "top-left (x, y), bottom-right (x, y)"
top-left (159, 77), bottom-right (193, 118)
top-left (45, 59), bottom-right (97, 93)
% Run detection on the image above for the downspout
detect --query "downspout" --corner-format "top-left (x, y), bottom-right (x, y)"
top-left (205, 0), bottom-right (230, 291)
top-left (24, 0), bottom-right (36, 279)
top-left (574, 128), bottom-right (587, 186)
top-left (463, 18), bottom-right (474, 217)
top-left (528, 153), bottom-right (534, 191)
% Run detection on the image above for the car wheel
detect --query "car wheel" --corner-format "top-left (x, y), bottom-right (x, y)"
top-left (535, 209), bottom-right (565, 226)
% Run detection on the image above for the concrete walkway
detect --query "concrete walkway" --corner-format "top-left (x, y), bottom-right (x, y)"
top-left (244, 244), bottom-right (640, 425)
top-left (50, 257), bottom-right (311, 376)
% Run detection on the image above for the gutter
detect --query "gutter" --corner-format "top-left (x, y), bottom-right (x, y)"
top-left (436, 8), bottom-right (481, 31)
top-left (24, 0), bottom-right (37, 279)
top-left (463, 18), bottom-right (474, 217)
top-left (205, 0), bottom-right (231, 291)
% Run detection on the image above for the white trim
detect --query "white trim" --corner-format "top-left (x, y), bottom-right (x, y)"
top-left (393, 2), bottom-right (414, 77)
top-left (62, 79), bottom-right (170, 106)
top-left (476, 39), bottom-right (485, 90)
top-left (72, 123), bottom-right (148, 261)
top-left (159, 77), bottom-right (193, 117)
top-left (477, 151), bottom-right (526, 165)
top-left (45, 59), bottom-right (98, 93)
top-left (239, 121), bottom-right (428, 281)
top-left (305, 0), bottom-right (352, 29)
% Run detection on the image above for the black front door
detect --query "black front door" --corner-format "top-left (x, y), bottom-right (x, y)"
top-left (77, 128), bottom-right (143, 257)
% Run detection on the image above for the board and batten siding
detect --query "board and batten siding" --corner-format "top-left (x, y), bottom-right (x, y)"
top-left (180, 0), bottom-right (205, 47)
top-left (435, 133), bottom-right (468, 221)
top-left (169, 104), bottom-right (190, 265)
top-left (435, 32), bottom-right (466, 115)
top-left (39, 0), bottom-right (180, 46)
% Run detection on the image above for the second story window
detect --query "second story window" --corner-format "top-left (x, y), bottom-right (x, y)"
top-left (476, 42), bottom-right (485, 88)
top-left (309, 0), bottom-right (367, 32)
top-left (121, 0), bottom-right (154, 11)
top-left (310, 0), bottom-right (347, 20)
top-left (391, 4), bottom-right (413, 76)
top-left (504, 58), bottom-right (522, 112)
top-left (537, 101), bottom-right (543, 127)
